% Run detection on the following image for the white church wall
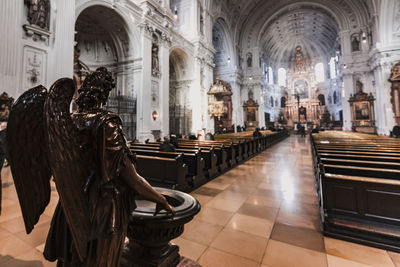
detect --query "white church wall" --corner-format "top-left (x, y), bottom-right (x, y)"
top-left (0, 0), bottom-right (75, 98)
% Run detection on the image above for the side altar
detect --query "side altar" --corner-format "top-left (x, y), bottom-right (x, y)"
top-left (207, 75), bottom-right (233, 132)
top-left (243, 90), bottom-right (259, 131)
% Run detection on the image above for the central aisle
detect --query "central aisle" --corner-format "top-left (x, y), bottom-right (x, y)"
top-left (175, 136), bottom-right (400, 267)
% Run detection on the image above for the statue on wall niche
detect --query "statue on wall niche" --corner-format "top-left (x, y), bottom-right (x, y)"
top-left (247, 53), bottom-right (252, 68)
top-left (152, 41), bottom-right (160, 77)
top-left (25, 0), bottom-right (50, 30)
top-left (7, 67), bottom-right (174, 266)
top-left (351, 35), bottom-right (360, 52)
top-left (356, 79), bottom-right (364, 93)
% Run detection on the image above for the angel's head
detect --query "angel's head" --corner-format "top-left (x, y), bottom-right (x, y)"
top-left (75, 67), bottom-right (115, 111)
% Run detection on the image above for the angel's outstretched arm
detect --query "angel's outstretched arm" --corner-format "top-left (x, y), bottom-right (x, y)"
top-left (103, 119), bottom-right (174, 215)
top-left (120, 159), bottom-right (175, 215)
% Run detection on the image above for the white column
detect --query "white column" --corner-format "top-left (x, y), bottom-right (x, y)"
top-left (191, 57), bottom-right (203, 133)
top-left (231, 80), bottom-right (241, 128)
top-left (49, 0), bottom-right (75, 83)
top-left (374, 63), bottom-right (395, 134)
top-left (137, 25), bottom-right (154, 141)
top-left (341, 73), bottom-right (353, 131)
top-left (252, 83), bottom-right (265, 128)
top-left (204, 64), bottom-right (214, 132)
top-left (159, 36), bottom-right (171, 136)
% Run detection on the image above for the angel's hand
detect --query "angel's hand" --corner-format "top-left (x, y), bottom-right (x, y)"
top-left (154, 199), bottom-right (175, 217)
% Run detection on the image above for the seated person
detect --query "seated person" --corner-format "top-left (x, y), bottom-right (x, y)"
top-left (160, 136), bottom-right (176, 152)
top-left (253, 127), bottom-right (262, 138)
top-left (393, 126), bottom-right (400, 138)
top-left (170, 134), bottom-right (179, 148)
top-left (205, 131), bottom-right (214, 140)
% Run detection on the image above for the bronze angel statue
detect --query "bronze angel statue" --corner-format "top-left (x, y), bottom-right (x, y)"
top-left (7, 67), bottom-right (174, 266)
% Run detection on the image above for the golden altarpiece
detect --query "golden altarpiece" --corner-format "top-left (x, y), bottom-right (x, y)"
top-left (283, 47), bottom-right (322, 126)
top-left (243, 90), bottom-right (259, 131)
top-left (348, 90), bottom-right (376, 134)
top-left (208, 76), bottom-right (233, 132)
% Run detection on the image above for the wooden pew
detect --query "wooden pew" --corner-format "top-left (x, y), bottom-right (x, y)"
top-left (322, 164), bottom-right (400, 180)
top-left (316, 149), bottom-right (400, 158)
top-left (315, 145), bottom-right (400, 154)
top-left (176, 143), bottom-right (229, 173)
top-left (320, 158), bottom-right (400, 170)
top-left (136, 155), bottom-right (189, 191)
top-left (132, 149), bottom-right (207, 189)
top-left (178, 140), bottom-right (238, 168)
top-left (318, 153), bottom-right (400, 163)
top-left (130, 130), bottom-right (289, 193)
top-left (319, 166), bottom-right (400, 252)
top-left (130, 144), bottom-right (218, 179)
top-left (310, 131), bottom-right (400, 252)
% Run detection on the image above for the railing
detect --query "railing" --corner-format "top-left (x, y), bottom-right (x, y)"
top-left (105, 95), bottom-right (137, 140)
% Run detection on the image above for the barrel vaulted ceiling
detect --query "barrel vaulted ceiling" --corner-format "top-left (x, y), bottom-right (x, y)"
top-left (259, 5), bottom-right (340, 68)
top-left (210, 0), bottom-right (372, 67)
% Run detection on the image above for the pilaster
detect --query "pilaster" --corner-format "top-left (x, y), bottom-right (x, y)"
top-left (159, 33), bottom-right (172, 136)
top-left (137, 22), bottom-right (155, 141)
top-left (342, 73), bottom-right (354, 131)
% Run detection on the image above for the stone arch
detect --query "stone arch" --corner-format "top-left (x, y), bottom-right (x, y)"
top-left (377, 0), bottom-right (400, 44)
top-left (75, 4), bottom-right (136, 139)
top-left (75, 0), bottom-right (141, 58)
top-left (212, 17), bottom-right (235, 79)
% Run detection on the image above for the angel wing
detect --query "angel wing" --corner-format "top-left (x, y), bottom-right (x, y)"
top-left (7, 85), bottom-right (52, 234)
top-left (45, 78), bottom-right (91, 262)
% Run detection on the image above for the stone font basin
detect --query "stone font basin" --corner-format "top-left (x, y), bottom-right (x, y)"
top-left (121, 188), bottom-right (201, 267)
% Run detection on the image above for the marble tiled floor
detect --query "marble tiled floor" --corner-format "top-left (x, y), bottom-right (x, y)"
top-left (1, 136), bottom-right (400, 266)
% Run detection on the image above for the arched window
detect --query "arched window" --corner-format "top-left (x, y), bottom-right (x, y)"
top-left (268, 67), bottom-right (274, 84)
top-left (278, 68), bottom-right (287, 87)
top-left (315, 63), bottom-right (325, 82)
top-left (329, 57), bottom-right (336, 79)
